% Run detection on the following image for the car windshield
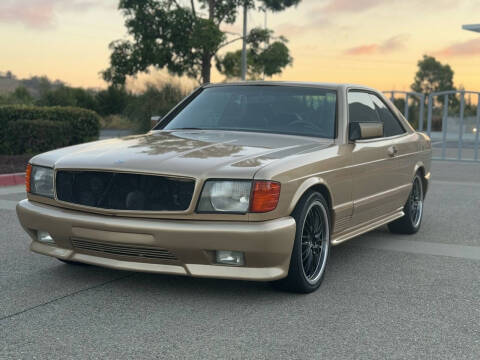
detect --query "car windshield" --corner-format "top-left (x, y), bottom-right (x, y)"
top-left (162, 85), bottom-right (337, 138)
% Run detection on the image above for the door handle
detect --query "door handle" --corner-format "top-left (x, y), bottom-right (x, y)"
top-left (387, 145), bottom-right (398, 157)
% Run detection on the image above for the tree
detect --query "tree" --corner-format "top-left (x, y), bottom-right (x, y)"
top-left (411, 55), bottom-right (455, 96)
top-left (124, 82), bottom-right (186, 131)
top-left (216, 28), bottom-right (292, 79)
top-left (96, 86), bottom-right (130, 116)
top-left (103, 0), bottom-right (300, 85)
top-left (37, 85), bottom-right (98, 110)
top-left (11, 86), bottom-right (33, 104)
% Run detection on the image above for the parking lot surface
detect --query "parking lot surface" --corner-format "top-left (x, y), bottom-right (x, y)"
top-left (1, 161), bottom-right (479, 359)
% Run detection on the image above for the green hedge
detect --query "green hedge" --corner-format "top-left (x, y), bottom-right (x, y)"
top-left (0, 105), bottom-right (100, 155)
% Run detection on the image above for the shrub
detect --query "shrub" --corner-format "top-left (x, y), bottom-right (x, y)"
top-left (0, 105), bottom-right (100, 155)
top-left (96, 86), bottom-right (129, 116)
top-left (37, 85), bottom-right (98, 111)
top-left (7, 120), bottom-right (70, 154)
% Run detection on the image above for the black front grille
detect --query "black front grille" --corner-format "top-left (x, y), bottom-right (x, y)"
top-left (71, 238), bottom-right (177, 260)
top-left (56, 170), bottom-right (194, 211)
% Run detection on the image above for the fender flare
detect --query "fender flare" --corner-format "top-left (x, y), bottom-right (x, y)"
top-left (413, 160), bottom-right (429, 196)
top-left (287, 177), bottom-right (334, 215)
top-left (413, 161), bottom-right (426, 179)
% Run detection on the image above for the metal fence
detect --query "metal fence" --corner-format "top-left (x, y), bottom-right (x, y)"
top-left (384, 90), bottom-right (480, 162)
top-left (384, 91), bottom-right (425, 129)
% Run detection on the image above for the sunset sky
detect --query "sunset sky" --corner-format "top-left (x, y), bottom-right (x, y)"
top-left (1, 0), bottom-right (479, 92)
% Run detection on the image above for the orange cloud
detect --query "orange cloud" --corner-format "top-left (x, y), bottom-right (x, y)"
top-left (275, 18), bottom-right (332, 37)
top-left (345, 44), bottom-right (378, 55)
top-left (344, 34), bottom-right (409, 55)
top-left (321, 0), bottom-right (458, 13)
top-left (435, 38), bottom-right (480, 56)
top-left (0, 0), bottom-right (110, 29)
top-left (0, 0), bottom-right (55, 28)
top-left (323, 0), bottom-right (380, 13)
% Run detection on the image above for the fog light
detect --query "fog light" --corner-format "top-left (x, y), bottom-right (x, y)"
top-left (37, 231), bottom-right (55, 244)
top-left (215, 250), bottom-right (244, 266)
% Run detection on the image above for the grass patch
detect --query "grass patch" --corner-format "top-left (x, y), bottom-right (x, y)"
top-left (100, 115), bottom-right (135, 130)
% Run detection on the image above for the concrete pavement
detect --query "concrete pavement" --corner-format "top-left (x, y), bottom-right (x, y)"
top-left (1, 161), bottom-right (479, 359)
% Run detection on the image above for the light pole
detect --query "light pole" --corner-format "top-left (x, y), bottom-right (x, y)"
top-left (262, 6), bottom-right (267, 80)
top-left (241, 4), bottom-right (248, 81)
top-left (462, 24), bottom-right (480, 33)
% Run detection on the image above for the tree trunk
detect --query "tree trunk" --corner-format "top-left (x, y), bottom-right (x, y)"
top-left (201, 54), bottom-right (212, 84)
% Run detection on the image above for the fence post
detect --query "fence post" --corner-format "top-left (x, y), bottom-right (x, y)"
top-left (419, 94), bottom-right (425, 131)
top-left (458, 92), bottom-right (465, 160)
top-left (427, 94), bottom-right (433, 136)
top-left (441, 94), bottom-right (449, 160)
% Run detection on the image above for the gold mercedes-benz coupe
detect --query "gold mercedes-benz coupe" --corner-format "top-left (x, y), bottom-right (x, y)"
top-left (17, 82), bottom-right (431, 293)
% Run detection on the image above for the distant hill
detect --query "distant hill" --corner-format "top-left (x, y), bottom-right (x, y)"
top-left (0, 71), bottom-right (64, 97)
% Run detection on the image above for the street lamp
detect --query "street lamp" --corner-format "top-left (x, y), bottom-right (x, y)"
top-left (462, 24), bottom-right (480, 33)
top-left (241, 4), bottom-right (248, 81)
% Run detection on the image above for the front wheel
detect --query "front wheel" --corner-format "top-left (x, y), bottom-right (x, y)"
top-left (273, 191), bottom-right (331, 293)
top-left (388, 173), bottom-right (424, 234)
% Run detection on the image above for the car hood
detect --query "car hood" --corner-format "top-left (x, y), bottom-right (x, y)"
top-left (31, 130), bottom-right (334, 179)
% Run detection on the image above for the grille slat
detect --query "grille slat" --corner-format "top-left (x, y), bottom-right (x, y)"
top-left (56, 170), bottom-right (195, 212)
top-left (71, 238), bottom-right (177, 260)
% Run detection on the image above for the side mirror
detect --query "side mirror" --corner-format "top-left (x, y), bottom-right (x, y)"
top-left (151, 115), bottom-right (163, 129)
top-left (349, 122), bottom-right (383, 141)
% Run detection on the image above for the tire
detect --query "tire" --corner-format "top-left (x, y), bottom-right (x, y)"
top-left (273, 191), bottom-right (331, 293)
top-left (388, 173), bottom-right (424, 234)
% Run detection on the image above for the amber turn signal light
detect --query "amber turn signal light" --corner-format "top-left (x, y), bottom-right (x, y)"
top-left (25, 164), bottom-right (32, 193)
top-left (250, 181), bottom-right (281, 213)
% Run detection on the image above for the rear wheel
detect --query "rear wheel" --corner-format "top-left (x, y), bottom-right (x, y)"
top-left (388, 173), bottom-right (424, 234)
top-left (274, 191), bottom-right (330, 293)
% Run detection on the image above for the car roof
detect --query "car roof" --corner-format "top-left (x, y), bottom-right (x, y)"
top-left (204, 81), bottom-right (379, 93)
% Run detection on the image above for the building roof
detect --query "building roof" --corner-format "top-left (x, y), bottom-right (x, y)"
top-left (462, 24), bottom-right (480, 32)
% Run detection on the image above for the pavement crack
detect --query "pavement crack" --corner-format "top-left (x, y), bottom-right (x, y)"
top-left (0, 273), bottom-right (134, 322)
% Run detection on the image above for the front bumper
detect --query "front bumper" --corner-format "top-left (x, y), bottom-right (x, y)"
top-left (16, 200), bottom-right (296, 281)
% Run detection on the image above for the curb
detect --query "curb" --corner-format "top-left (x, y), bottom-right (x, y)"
top-left (0, 172), bottom-right (26, 187)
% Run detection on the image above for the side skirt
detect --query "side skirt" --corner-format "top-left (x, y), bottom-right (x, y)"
top-left (331, 209), bottom-right (404, 246)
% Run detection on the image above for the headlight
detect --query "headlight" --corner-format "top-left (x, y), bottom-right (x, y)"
top-left (27, 165), bottom-right (54, 198)
top-left (197, 180), bottom-right (252, 213)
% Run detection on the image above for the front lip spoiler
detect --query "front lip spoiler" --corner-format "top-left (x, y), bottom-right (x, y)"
top-left (30, 241), bottom-right (287, 281)
top-left (17, 199), bottom-right (296, 281)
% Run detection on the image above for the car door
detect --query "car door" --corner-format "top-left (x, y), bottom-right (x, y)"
top-left (370, 93), bottom-right (414, 210)
top-left (348, 91), bottom-right (401, 226)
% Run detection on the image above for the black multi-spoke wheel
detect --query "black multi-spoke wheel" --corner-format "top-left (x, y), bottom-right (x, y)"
top-left (409, 176), bottom-right (423, 228)
top-left (301, 201), bottom-right (328, 284)
top-left (273, 191), bottom-right (330, 293)
top-left (388, 173), bottom-right (424, 234)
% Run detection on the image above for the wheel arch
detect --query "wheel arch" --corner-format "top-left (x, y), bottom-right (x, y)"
top-left (289, 177), bottom-right (334, 220)
top-left (413, 161), bottom-right (428, 197)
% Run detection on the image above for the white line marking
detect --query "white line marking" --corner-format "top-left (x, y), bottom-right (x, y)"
top-left (0, 200), bottom-right (18, 211)
top-left (352, 238), bottom-right (480, 261)
top-left (0, 185), bottom-right (25, 195)
top-left (432, 180), bottom-right (480, 187)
